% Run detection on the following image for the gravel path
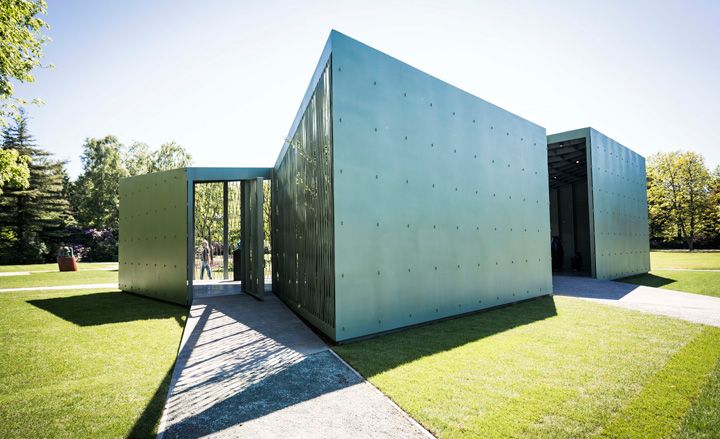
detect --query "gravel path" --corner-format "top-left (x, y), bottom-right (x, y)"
top-left (158, 293), bottom-right (431, 439)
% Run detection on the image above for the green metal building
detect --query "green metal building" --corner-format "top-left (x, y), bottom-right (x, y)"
top-left (547, 128), bottom-right (650, 280)
top-left (119, 167), bottom-right (270, 305)
top-left (119, 30), bottom-right (649, 342)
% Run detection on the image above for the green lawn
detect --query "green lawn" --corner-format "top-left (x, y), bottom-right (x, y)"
top-left (622, 271), bottom-right (720, 299)
top-left (0, 269), bottom-right (118, 289)
top-left (651, 251), bottom-right (720, 270)
top-left (0, 261), bottom-right (117, 273)
top-left (0, 287), bottom-right (186, 438)
top-left (618, 251), bottom-right (720, 298)
top-left (334, 296), bottom-right (720, 438)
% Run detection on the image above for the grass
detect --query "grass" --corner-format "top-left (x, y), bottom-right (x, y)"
top-left (621, 271), bottom-right (720, 299)
top-left (0, 261), bottom-right (117, 273)
top-left (0, 269), bottom-right (118, 289)
top-left (334, 296), bottom-right (720, 438)
top-left (617, 251), bottom-right (720, 298)
top-left (674, 352), bottom-right (720, 438)
top-left (0, 287), bottom-right (186, 438)
top-left (651, 251), bottom-right (720, 270)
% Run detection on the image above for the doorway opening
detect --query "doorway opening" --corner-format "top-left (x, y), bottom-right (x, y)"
top-left (547, 138), bottom-right (592, 276)
top-left (191, 178), bottom-right (271, 299)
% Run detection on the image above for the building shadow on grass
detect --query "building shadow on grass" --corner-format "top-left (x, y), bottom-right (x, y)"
top-left (126, 366), bottom-right (175, 438)
top-left (28, 291), bottom-right (186, 326)
top-left (619, 273), bottom-right (676, 289)
top-left (334, 295), bottom-right (558, 378)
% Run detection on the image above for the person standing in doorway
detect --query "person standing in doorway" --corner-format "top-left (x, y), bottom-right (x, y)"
top-left (200, 239), bottom-right (213, 280)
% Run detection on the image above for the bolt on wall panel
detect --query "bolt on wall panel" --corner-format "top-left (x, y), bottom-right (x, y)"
top-left (330, 31), bottom-right (552, 341)
top-left (589, 129), bottom-right (650, 279)
top-left (119, 168), bottom-right (188, 305)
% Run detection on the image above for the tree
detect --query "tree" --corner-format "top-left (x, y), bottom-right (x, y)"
top-left (150, 141), bottom-right (192, 172)
top-left (70, 136), bottom-right (127, 229)
top-left (706, 166), bottom-right (720, 241)
top-left (0, 0), bottom-right (49, 126)
top-left (647, 151), bottom-right (712, 250)
top-left (263, 180), bottom-right (271, 242)
top-left (194, 182), bottom-right (225, 259)
top-left (123, 141), bottom-right (153, 176)
top-left (124, 140), bottom-right (193, 176)
top-left (0, 148), bottom-right (30, 194)
top-left (0, 111), bottom-right (73, 263)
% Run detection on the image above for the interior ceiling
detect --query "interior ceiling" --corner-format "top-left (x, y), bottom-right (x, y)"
top-left (547, 138), bottom-right (587, 189)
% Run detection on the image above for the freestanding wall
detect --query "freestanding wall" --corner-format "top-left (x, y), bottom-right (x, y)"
top-left (119, 168), bottom-right (188, 305)
top-left (589, 129), bottom-right (650, 279)
top-left (120, 167), bottom-right (271, 306)
top-left (274, 31), bottom-right (553, 342)
top-left (548, 128), bottom-right (650, 280)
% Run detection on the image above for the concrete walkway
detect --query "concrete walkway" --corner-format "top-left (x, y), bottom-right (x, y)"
top-left (0, 283), bottom-right (118, 293)
top-left (158, 293), bottom-right (430, 439)
top-left (553, 276), bottom-right (720, 327)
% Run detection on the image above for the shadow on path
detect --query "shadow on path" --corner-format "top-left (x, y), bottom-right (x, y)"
top-left (162, 351), bottom-right (362, 438)
top-left (159, 294), bottom-right (428, 438)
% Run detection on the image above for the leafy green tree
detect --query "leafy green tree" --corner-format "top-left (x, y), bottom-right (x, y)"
top-left (151, 141), bottom-right (192, 172)
top-left (263, 180), bottom-right (271, 242)
top-left (0, 147), bottom-right (30, 194)
top-left (0, 0), bottom-right (49, 126)
top-left (0, 112), bottom-right (73, 262)
top-left (70, 136), bottom-right (127, 229)
top-left (194, 182), bottom-right (224, 265)
top-left (123, 141), bottom-right (153, 176)
top-left (647, 151), bottom-right (712, 250)
top-left (706, 166), bottom-right (720, 241)
top-left (124, 140), bottom-right (192, 176)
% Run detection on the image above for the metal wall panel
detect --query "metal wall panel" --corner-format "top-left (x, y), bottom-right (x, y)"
top-left (241, 177), bottom-right (265, 298)
top-left (273, 60), bottom-right (336, 339)
top-left (330, 31), bottom-right (552, 341)
top-left (119, 168), bottom-right (188, 305)
top-left (588, 129), bottom-right (650, 279)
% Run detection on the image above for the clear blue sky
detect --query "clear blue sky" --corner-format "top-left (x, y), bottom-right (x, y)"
top-left (13, 0), bottom-right (720, 178)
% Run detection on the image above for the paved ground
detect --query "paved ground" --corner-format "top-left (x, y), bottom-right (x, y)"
top-left (0, 283), bottom-right (118, 293)
top-left (158, 293), bottom-right (430, 439)
top-left (553, 275), bottom-right (720, 327)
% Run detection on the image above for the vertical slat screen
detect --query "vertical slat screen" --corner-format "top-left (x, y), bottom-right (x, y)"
top-left (273, 59), bottom-right (335, 330)
top-left (241, 178), bottom-right (265, 298)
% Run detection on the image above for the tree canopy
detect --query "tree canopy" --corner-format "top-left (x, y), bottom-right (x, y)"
top-left (124, 140), bottom-right (193, 176)
top-left (647, 151), bottom-right (714, 250)
top-left (0, 147), bottom-right (30, 194)
top-left (70, 136), bottom-right (127, 229)
top-left (0, 112), bottom-right (72, 262)
top-left (0, 0), bottom-right (49, 125)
